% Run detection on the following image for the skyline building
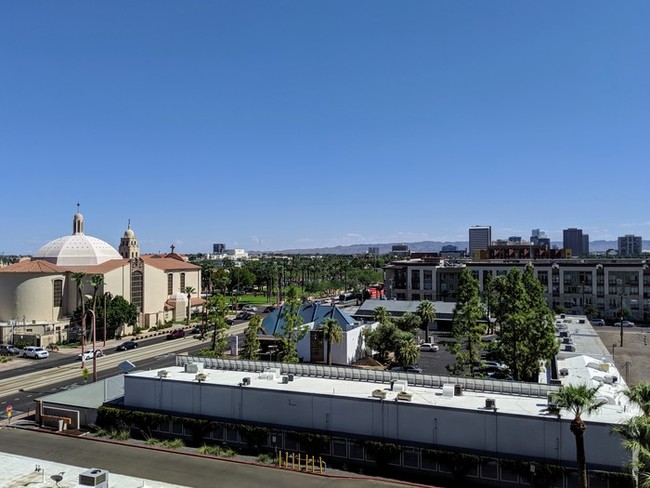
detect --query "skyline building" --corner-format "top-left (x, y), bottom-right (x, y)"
top-left (468, 225), bottom-right (491, 257)
top-left (618, 234), bottom-right (642, 257)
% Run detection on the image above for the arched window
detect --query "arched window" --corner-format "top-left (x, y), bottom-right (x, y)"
top-left (167, 274), bottom-right (173, 295)
top-left (131, 270), bottom-right (143, 311)
top-left (53, 279), bottom-right (63, 307)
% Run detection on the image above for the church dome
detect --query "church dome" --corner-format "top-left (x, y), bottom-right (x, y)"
top-left (33, 208), bottom-right (122, 266)
top-left (34, 234), bottom-right (122, 266)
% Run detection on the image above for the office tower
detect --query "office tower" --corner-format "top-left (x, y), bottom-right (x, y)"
top-left (563, 228), bottom-right (585, 256)
top-left (391, 244), bottom-right (410, 257)
top-left (618, 235), bottom-right (642, 257)
top-left (213, 243), bottom-right (226, 254)
top-left (469, 226), bottom-right (492, 256)
top-left (367, 246), bottom-right (380, 256)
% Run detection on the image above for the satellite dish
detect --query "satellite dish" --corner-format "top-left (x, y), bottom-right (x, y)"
top-left (118, 360), bottom-right (136, 374)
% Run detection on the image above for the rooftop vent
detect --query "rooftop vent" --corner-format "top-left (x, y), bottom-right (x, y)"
top-left (157, 370), bottom-right (169, 379)
top-left (485, 398), bottom-right (496, 409)
top-left (559, 368), bottom-right (569, 377)
top-left (372, 389), bottom-right (387, 399)
top-left (242, 377), bottom-right (251, 386)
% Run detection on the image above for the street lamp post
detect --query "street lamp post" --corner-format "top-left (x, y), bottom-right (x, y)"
top-left (616, 278), bottom-right (625, 347)
top-left (86, 309), bottom-right (98, 382)
top-left (102, 292), bottom-right (111, 348)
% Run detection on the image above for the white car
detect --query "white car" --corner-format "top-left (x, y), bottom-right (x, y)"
top-left (419, 343), bottom-right (439, 352)
top-left (242, 305), bottom-right (257, 312)
top-left (614, 321), bottom-right (635, 328)
top-left (78, 349), bottom-right (104, 361)
top-left (22, 346), bottom-right (49, 359)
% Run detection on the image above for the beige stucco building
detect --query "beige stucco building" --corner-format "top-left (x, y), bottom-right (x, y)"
top-left (0, 211), bottom-right (202, 346)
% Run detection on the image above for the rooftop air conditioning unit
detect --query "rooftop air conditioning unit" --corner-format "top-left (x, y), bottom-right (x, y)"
top-left (157, 370), bottom-right (169, 379)
top-left (79, 468), bottom-right (109, 488)
top-left (372, 389), bottom-right (387, 399)
top-left (185, 363), bottom-right (203, 374)
top-left (397, 391), bottom-right (413, 401)
top-left (195, 372), bottom-right (208, 382)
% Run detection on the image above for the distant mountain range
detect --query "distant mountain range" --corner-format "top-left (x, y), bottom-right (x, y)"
top-left (271, 240), bottom-right (646, 255)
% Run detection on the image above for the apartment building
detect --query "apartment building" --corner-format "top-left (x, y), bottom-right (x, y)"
top-left (385, 257), bottom-right (650, 322)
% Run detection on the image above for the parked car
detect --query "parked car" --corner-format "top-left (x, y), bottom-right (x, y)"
top-left (419, 343), bottom-right (439, 352)
top-left (167, 329), bottom-right (186, 340)
top-left (226, 318), bottom-right (234, 326)
top-left (116, 341), bottom-right (138, 351)
top-left (78, 349), bottom-right (104, 361)
top-left (590, 319), bottom-right (605, 327)
top-left (0, 344), bottom-right (20, 356)
top-left (242, 305), bottom-right (257, 312)
top-left (236, 311), bottom-right (254, 320)
top-left (23, 346), bottom-right (49, 359)
top-left (263, 306), bottom-right (276, 313)
top-left (615, 320), bottom-right (635, 328)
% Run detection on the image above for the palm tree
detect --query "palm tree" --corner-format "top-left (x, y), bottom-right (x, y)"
top-left (416, 300), bottom-right (436, 342)
top-left (546, 384), bottom-right (607, 488)
top-left (613, 415), bottom-right (650, 488)
top-left (185, 286), bottom-right (195, 325)
top-left (90, 274), bottom-right (104, 316)
top-left (372, 306), bottom-right (390, 326)
top-left (71, 272), bottom-right (87, 347)
top-left (398, 339), bottom-right (420, 367)
top-left (319, 318), bottom-right (344, 366)
top-left (626, 383), bottom-right (650, 417)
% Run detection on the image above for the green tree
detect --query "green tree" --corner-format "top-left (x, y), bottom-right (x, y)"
top-left (394, 312), bottom-right (422, 335)
top-left (372, 306), bottom-right (390, 325)
top-left (278, 286), bottom-right (309, 363)
top-left (241, 314), bottom-right (264, 360)
top-left (519, 264), bottom-right (559, 381)
top-left (448, 268), bottom-right (486, 376)
top-left (546, 384), bottom-right (606, 488)
top-left (71, 272), bottom-right (87, 340)
top-left (416, 300), bottom-right (436, 342)
top-left (184, 286), bottom-right (195, 326)
top-left (493, 266), bottom-right (558, 381)
top-left (319, 318), bottom-right (344, 366)
top-left (396, 336), bottom-right (420, 367)
top-left (90, 295), bottom-right (138, 339)
top-left (625, 383), bottom-right (650, 417)
top-left (363, 321), bottom-right (400, 362)
top-left (206, 294), bottom-right (231, 356)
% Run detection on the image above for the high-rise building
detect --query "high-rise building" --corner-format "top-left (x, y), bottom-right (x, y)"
top-left (391, 244), bottom-right (410, 257)
top-left (563, 228), bottom-right (586, 256)
top-left (618, 235), bottom-right (643, 257)
top-left (469, 226), bottom-right (492, 257)
top-left (530, 229), bottom-right (548, 246)
top-left (367, 246), bottom-right (380, 256)
top-left (508, 236), bottom-right (522, 243)
top-left (213, 243), bottom-right (226, 254)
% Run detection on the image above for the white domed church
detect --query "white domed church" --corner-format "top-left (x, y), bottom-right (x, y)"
top-left (0, 209), bottom-right (202, 346)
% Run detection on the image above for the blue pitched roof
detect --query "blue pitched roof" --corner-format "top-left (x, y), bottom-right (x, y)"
top-left (261, 302), bottom-right (357, 336)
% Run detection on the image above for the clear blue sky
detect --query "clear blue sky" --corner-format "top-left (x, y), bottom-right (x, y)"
top-left (1, 1), bottom-right (649, 255)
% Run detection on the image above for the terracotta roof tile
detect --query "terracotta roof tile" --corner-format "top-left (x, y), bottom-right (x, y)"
top-left (141, 255), bottom-right (200, 272)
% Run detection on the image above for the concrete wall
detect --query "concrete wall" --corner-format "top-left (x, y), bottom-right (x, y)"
top-left (124, 375), bottom-right (627, 470)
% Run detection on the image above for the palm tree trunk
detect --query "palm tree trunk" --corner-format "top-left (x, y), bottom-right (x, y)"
top-left (571, 418), bottom-right (588, 488)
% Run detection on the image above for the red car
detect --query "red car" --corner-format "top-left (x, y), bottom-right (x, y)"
top-left (167, 329), bottom-right (186, 340)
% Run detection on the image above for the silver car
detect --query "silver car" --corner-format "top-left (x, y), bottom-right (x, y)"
top-left (23, 346), bottom-right (49, 359)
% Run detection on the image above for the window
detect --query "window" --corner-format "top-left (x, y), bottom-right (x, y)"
top-left (131, 270), bottom-right (143, 311)
top-left (53, 279), bottom-right (63, 307)
top-left (410, 269), bottom-right (421, 290)
top-left (167, 274), bottom-right (173, 295)
top-left (423, 270), bottom-right (433, 290)
top-left (180, 273), bottom-right (186, 292)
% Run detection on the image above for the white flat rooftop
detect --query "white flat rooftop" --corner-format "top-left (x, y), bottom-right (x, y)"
top-left (0, 451), bottom-right (187, 488)
top-left (132, 365), bottom-right (635, 425)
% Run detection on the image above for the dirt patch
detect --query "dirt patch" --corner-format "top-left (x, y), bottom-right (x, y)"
top-left (596, 327), bottom-right (650, 385)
